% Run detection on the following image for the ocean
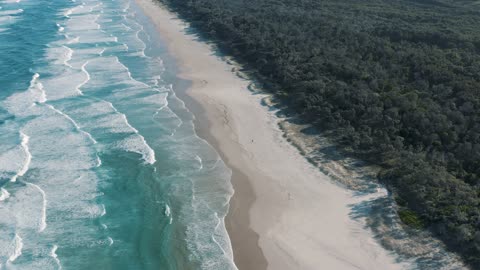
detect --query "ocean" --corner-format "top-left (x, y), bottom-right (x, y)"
top-left (0, 0), bottom-right (236, 269)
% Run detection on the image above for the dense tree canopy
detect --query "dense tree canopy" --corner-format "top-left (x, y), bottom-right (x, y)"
top-left (158, 0), bottom-right (480, 266)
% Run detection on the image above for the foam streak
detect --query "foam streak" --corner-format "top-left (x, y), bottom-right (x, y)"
top-left (0, 188), bottom-right (10, 201)
top-left (50, 245), bottom-right (62, 269)
top-left (46, 104), bottom-right (97, 144)
top-left (11, 132), bottom-right (32, 183)
top-left (7, 234), bottom-right (23, 263)
top-left (76, 61), bottom-right (90, 95)
top-left (26, 182), bottom-right (47, 232)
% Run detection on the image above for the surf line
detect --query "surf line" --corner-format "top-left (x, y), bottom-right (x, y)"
top-left (46, 104), bottom-right (98, 145)
top-left (50, 245), bottom-right (63, 269)
top-left (7, 234), bottom-right (23, 264)
top-left (10, 132), bottom-right (31, 183)
top-left (10, 132), bottom-right (48, 233)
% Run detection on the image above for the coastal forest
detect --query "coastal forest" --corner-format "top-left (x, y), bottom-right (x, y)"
top-left (158, 0), bottom-right (480, 266)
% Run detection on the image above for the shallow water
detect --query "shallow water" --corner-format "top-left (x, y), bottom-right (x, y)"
top-left (0, 0), bottom-right (236, 269)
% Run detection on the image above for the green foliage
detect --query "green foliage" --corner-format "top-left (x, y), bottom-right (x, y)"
top-left (398, 209), bottom-right (424, 229)
top-left (159, 0), bottom-right (480, 266)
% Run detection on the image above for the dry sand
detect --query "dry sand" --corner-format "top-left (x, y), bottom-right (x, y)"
top-left (135, 0), bottom-right (409, 269)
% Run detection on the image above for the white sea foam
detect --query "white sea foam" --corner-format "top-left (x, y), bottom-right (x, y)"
top-left (0, 144), bottom-right (26, 181)
top-left (4, 147), bottom-right (52, 234)
top-left (65, 98), bottom-right (140, 134)
top-left (165, 204), bottom-right (172, 224)
top-left (21, 131), bottom-right (98, 171)
top-left (122, 1), bottom-right (130, 13)
top-left (78, 109), bottom-right (134, 134)
top-left (212, 212), bottom-right (229, 257)
top-left (77, 61), bottom-right (90, 95)
top-left (120, 23), bottom-right (131, 31)
top-left (7, 234), bottom-right (23, 263)
top-left (63, 2), bottom-right (88, 19)
top-left (88, 3), bottom-right (102, 13)
top-left (90, 100), bottom-right (156, 164)
top-left (3, 74), bottom-right (48, 116)
top-left (50, 245), bottom-right (62, 269)
top-left (0, 0), bottom-right (174, 267)
top-left (64, 8), bottom-right (73, 18)
top-left (100, 204), bottom-right (106, 216)
top-left (25, 182), bottom-right (47, 232)
top-left (46, 104), bottom-right (97, 144)
top-left (40, 72), bottom-right (85, 101)
top-left (3, 73), bottom-right (47, 115)
top-left (152, 98), bottom-right (169, 121)
top-left (2, 1), bottom-right (239, 269)
top-left (62, 46), bottom-right (73, 67)
top-left (46, 45), bottom-right (73, 68)
top-left (57, 23), bottom-right (65, 32)
top-left (0, 188), bottom-right (10, 201)
top-left (108, 104), bottom-right (137, 134)
top-left (0, 9), bottom-right (23, 16)
top-left (95, 155), bottom-right (102, 167)
top-left (115, 134), bottom-right (156, 164)
top-left (42, 52), bottom-right (91, 99)
top-left (85, 204), bottom-right (106, 218)
top-left (0, 8), bottom-right (22, 29)
top-left (119, 92), bottom-right (169, 107)
top-left (110, 57), bottom-right (152, 89)
top-left (67, 14), bottom-right (100, 31)
top-left (66, 36), bottom-right (79, 44)
top-left (164, 204), bottom-right (170, 216)
top-left (169, 118), bottom-right (183, 137)
top-left (32, 73), bottom-right (47, 103)
top-left (195, 155), bottom-right (203, 171)
top-left (63, 47), bottom-right (104, 58)
top-left (0, 16), bottom-right (13, 24)
top-left (11, 132), bottom-right (31, 183)
top-left (63, 10), bottom-right (117, 44)
top-left (50, 245), bottom-right (58, 258)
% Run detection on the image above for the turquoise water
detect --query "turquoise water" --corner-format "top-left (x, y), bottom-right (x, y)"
top-left (0, 0), bottom-right (236, 269)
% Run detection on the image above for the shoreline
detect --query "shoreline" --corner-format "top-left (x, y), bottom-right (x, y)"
top-left (170, 71), bottom-right (268, 270)
top-left (135, 1), bottom-right (268, 268)
top-left (135, 0), bottom-right (408, 269)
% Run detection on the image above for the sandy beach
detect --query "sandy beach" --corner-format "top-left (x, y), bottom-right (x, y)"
top-left (135, 0), bottom-right (408, 269)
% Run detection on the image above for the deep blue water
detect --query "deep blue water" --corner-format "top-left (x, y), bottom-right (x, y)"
top-left (0, 0), bottom-right (236, 269)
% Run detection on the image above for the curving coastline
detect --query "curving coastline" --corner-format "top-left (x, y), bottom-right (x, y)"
top-left (134, 0), bottom-right (417, 269)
